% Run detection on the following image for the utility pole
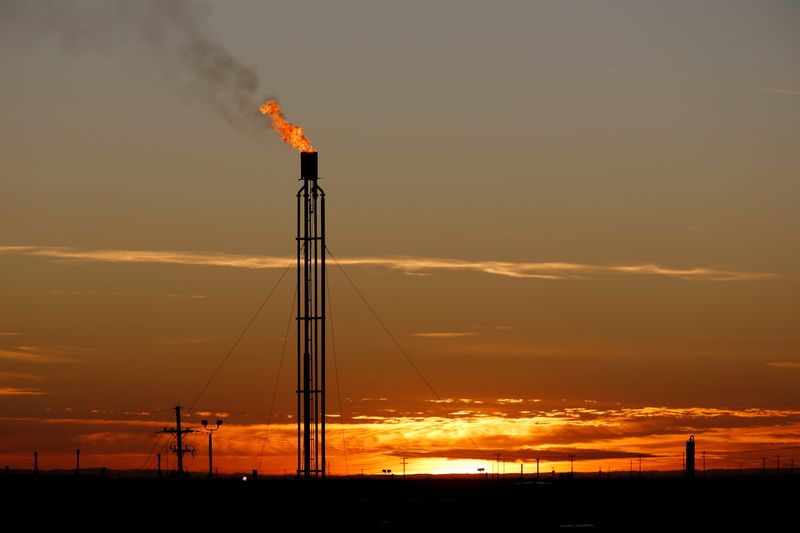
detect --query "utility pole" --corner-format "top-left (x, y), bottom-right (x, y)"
top-left (401, 457), bottom-right (408, 479)
top-left (157, 453), bottom-right (162, 478)
top-left (201, 419), bottom-right (223, 480)
top-left (157, 405), bottom-right (196, 477)
top-left (569, 454), bottom-right (575, 476)
top-left (33, 451), bottom-right (38, 475)
top-left (536, 457), bottom-right (540, 479)
top-left (762, 457), bottom-right (766, 476)
top-left (75, 449), bottom-right (80, 475)
top-left (776, 456), bottom-right (780, 476)
top-left (639, 455), bottom-right (642, 477)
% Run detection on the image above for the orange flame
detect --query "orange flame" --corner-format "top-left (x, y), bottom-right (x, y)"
top-left (259, 100), bottom-right (315, 152)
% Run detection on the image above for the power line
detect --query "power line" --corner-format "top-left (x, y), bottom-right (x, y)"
top-left (0, 406), bottom-right (173, 436)
top-left (326, 247), bottom-right (443, 404)
top-left (256, 289), bottom-right (296, 473)
top-left (187, 258), bottom-right (294, 415)
top-left (144, 409), bottom-right (175, 469)
top-left (326, 246), bottom-right (482, 452)
top-left (326, 263), bottom-right (349, 476)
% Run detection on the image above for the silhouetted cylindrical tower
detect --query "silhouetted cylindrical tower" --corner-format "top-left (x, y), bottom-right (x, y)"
top-left (685, 435), bottom-right (695, 478)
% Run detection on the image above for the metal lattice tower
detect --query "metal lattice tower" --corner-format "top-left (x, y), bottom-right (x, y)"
top-left (296, 151), bottom-right (325, 478)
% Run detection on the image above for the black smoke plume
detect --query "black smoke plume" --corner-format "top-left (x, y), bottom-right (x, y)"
top-left (0, 0), bottom-right (268, 132)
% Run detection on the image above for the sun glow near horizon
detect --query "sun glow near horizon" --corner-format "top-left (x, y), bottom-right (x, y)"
top-left (3, 404), bottom-right (799, 476)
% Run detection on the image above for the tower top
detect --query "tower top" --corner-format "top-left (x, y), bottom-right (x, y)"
top-left (301, 151), bottom-right (318, 181)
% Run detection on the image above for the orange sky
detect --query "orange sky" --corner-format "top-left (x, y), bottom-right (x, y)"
top-left (1, 1), bottom-right (799, 475)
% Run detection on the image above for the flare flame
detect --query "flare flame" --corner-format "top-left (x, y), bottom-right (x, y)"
top-left (259, 100), bottom-right (315, 152)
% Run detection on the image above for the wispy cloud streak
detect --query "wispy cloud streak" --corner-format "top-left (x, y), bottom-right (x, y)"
top-left (0, 246), bottom-right (778, 281)
top-left (0, 387), bottom-right (46, 396)
top-left (0, 346), bottom-right (77, 364)
top-left (767, 362), bottom-right (800, 370)
top-left (599, 69), bottom-right (800, 97)
top-left (408, 332), bottom-right (479, 338)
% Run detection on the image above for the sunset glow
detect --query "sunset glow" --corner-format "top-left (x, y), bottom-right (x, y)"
top-left (3, 402), bottom-right (799, 475)
top-left (1, 1), bottom-right (798, 490)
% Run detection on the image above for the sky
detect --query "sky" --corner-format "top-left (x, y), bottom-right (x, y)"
top-left (1, 0), bottom-right (799, 476)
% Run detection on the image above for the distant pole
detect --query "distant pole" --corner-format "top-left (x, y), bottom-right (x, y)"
top-left (33, 451), bottom-right (38, 474)
top-left (76, 449), bottom-right (80, 475)
top-left (157, 453), bottom-right (162, 478)
top-left (401, 457), bottom-right (408, 479)
top-left (629, 460), bottom-right (633, 478)
top-left (536, 458), bottom-right (540, 479)
top-left (569, 454), bottom-right (574, 476)
top-left (520, 463), bottom-right (523, 480)
top-left (762, 457), bottom-right (766, 476)
top-left (700, 451), bottom-right (705, 477)
top-left (639, 455), bottom-right (642, 477)
top-left (776, 456), bottom-right (780, 476)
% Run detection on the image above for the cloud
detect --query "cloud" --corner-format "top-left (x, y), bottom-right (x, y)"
top-left (408, 332), bottom-right (478, 338)
top-left (0, 331), bottom-right (22, 336)
top-left (3, 405), bottom-right (800, 474)
top-left (1, 289), bottom-right (206, 299)
top-left (754, 86), bottom-right (800, 96)
top-left (0, 387), bottom-right (46, 396)
top-left (600, 68), bottom-right (800, 98)
top-left (160, 336), bottom-right (230, 345)
top-left (0, 346), bottom-right (78, 364)
top-left (394, 447), bottom-right (648, 462)
top-left (0, 245), bottom-right (778, 281)
top-left (767, 362), bottom-right (800, 370)
top-left (0, 372), bottom-right (43, 382)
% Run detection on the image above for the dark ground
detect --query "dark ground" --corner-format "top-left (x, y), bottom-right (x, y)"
top-left (2, 473), bottom-right (796, 529)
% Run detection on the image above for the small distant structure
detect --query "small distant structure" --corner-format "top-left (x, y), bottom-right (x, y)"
top-left (685, 435), bottom-right (695, 478)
